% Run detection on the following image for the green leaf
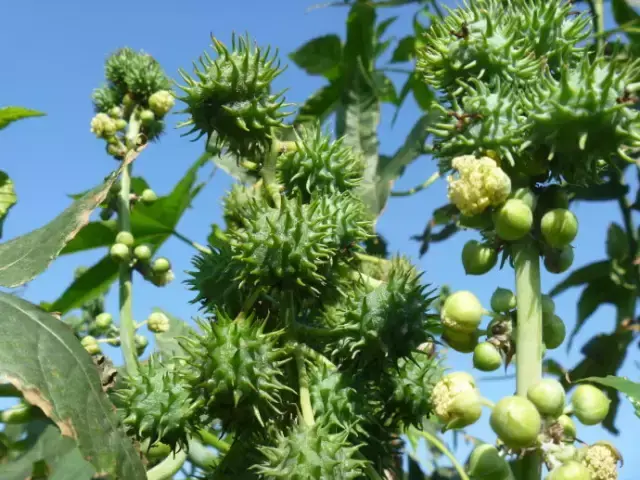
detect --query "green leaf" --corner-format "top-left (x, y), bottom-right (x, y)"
top-left (568, 278), bottom-right (630, 349)
top-left (391, 35), bottom-right (415, 63)
top-left (411, 73), bottom-right (435, 110)
top-left (376, 16), bottom-right (397, 39)
top-left (152, 308), bottom-right (195, 361)
top-left (0, 106), bottom-right (45, 131)
top-left (0, 292), bottom-right (146, 478)
top-left (60, 221), bottom-right (117, 255)
top-left (289, 35), bottom-right (342, 79)
top-left (580, 375), bottom-right (640, 400)
top-left (0, 159), bottom-right (130, 288)
top-left (295, 81), bottom-right (343, 126)
top-left (408, 455), bottom-right (425, 479)
top-left (612, 0), bottom-right (640, 45)
top-left (373, 71), bottom-right (398, 104)
top-left (606, 223), bottom-right (629, 261)
top-left (0, 171), bottom-right (17, 239)
top-left (548, 260), bottom-right (611, 297)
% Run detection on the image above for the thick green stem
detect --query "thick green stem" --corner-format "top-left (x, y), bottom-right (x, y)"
top-left (295, 348), bottom-right (315, 427)
top-left (409, 428), bottom-right (470, 480)
top-left (198, 429), bottom-right (231, 453)
top-left (146, 449), bottom-right (187, 480)
top-left (513, 241), bottom-right (543, 480)
top-left (118, 114), bottom-right (142, 377)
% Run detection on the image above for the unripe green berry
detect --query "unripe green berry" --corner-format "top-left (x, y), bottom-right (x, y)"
top-left (115, 231), bottom-right (135, 248)
top-left (527, 379), bottom-right (566, 418)
top-left (108, 106), bottom-right (123, 119)
top-left (541, 184), bottom-right (570, 210)
top-left (147, 312), bottom-right (170, 333)
top-left (468, 444), bottom-right (511, 480)
top-left (557, 414), bottom-right (577, 441)
top-left (133, 244), bottom-right (152, 262)
top-left (543, 313), bottom-right (566, 350)
top-left (542, 294), bottom-right (556, 315)
top-left (547, 461), bottom-right (591, 480)
top-left (510, 187), bottom-right (537, 211)
top-left (95, 312), bottom-right (113, 329)
top-left (81, 336), bottom-right (100, 355)
top-left (571, 384), bottom-right (610, 426)
top-left (135, 334), bottom-right (149, 355)
top-left (139, 109), bottom-right (155, 124)
top-left (494, 199), bottom-right (533, 241)
top-left (151, 269), bottom-right (174, 287)
top-left (544, 246), bottom-right (574, 274)
top-left (441, 290), bottom-right (484, 333)
top-left (123, 93), bottom-right (135, 109)
top-left (490, 287), bottom-right (516, 312)
top-left (110, 243), bottom-right (131, 262)
top-left (140, 188), bottom-right (158, 205)
top-left (462, 240), bottom-right (498, 275)
top-left (490, 396), bottom-right (541, 449)
top-left (115, 119), bottom-right (127, 131)
top-left (152, 257), bottom-right (171, 274)
top-left (473, 342), bottom-right (502, 372)
top-left (541, 209), bottom-right (578, 248)
top-left (442, 328), bottom-right (478, 353)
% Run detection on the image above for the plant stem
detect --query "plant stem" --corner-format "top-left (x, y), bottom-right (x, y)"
top-left (295, 347), bottom-right (315, 427)
top-left (512, 241), bottom-right (543, 480)
top-left (172, 230), bottom-right (211, 254)
top-left (409, 427), bottom-right (470, 480)
top-left (146, 449), bottom-right (188, 480)
top-left (390, 171), bottom-right (440, 197)
top-left (198, 429), bottom-right (231, 453)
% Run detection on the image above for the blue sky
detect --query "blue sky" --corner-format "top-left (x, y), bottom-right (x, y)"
top-left (1, 0), bottom-right (639, 477)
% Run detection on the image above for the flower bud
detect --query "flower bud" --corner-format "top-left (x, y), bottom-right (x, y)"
top-left (494, 199), bottom-right (533, 241)
top-left (110, 243), bottom-right (131, 263)
top-left (115, 231), bottom-right (135, 248)
top-left (541, 209), bottom-right (578, 249)
top-left (527, 379), bottom-right (566, 418)
top-left (490, 287), bottom-right (516, 312)
top-left (133, 244), bottom-right (152, 262)
top-left (441, 290), bottom-right (484, 333)
top-left (543, 313), bottom-right (566, 350)
top-left (150, 269), bottom-right (175, 287)
top-left (115, 119), bottom-right (127, 131)
top-left (582, 442), bottom-right (621, 480)
top-left (140, 188), bottom-right (158, 205)
top-left (473, 342), bottom-right (502, 372)
top-left (571, 385), bottom-right (610, 426)
top-left (135, 334), bottom-right (149, 355)
top-left (544, 246), bottom-right (574, 274)
top-left (468, 444), bottom-right (511, 480)
top-left (148, 90), bottom-right (175, 117)
top-left (547, 461), bottom-right (591, 480)
top-left (95, 312), bottom-right (113, 329)
top-left (152, 257), bottom-right (171, 274)
top-left (106, 143), bottom-right (126, 159)
top-left (108, 106), bottom-right (123, 119)
top-left (81, 335), bottom-right (100, 355)
top-left (462, 240), bottom-right (498, 275)
top-left (432, 372), bottom-right (482, 430)
top-left (139, 109), bottom-right (156, 124)
top-left (557, 414), bottom-right (577, 441)
top-left (90, 113), bottom-right (118, 139)
top-left (542, 294), bottom-right (556, 315)
top-left (442, 328), bottom-right (478, 353)
top-left (490, 396), bottom-right (541, 449)
top-left (148, 312), bottom-right (170, 333)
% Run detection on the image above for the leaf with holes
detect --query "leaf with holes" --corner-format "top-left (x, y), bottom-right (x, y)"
top-left (0, 157), bottom-right (133, 288)
top-left (0, 292), bottom-right (146, 478)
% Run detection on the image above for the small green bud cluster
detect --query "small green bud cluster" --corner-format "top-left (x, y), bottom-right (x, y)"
top-left (91, 47), bottom-right (173, 157)
top-left (108, 230), bottom-right (174, 287)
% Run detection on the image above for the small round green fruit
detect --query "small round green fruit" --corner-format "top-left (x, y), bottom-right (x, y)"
top-left (527, 379), bottom-right (566, 418)
top-left (152, 257), bottom-right (171, 274)
top-left (115, 231), bottom-right (135, 248)
top-left (468, 444), bottom-right (511, 480)
top-left (95, 312), bottom-right (113, 329)
top-left (571, 384), bottom-right (610, 426)
top-left (462, 240), bottom-right (498, 275)
top-left (139, 109), bottom-right (155, 124)
top-left (81, 336), bottom-right (100, 355)
top-left (441, 290), bottom-right (485, 333)
top-left (133, 244), bottom-right (152, 262)
top-left (510, 187), bottom-right (537, 211)
top-left (473, 342), bottom-right (502, 372)
top-left (442, 328), bottom-right (478, 353)
top-left (490, 396), bottom-right (541, 449)
top-left (490, 287), bottom-right (516, 312)
top-left (135, 334), bottom-right (149, 355)
top-left (557, 414), bottom-right (577, 441)
top-left (494, 199), bottom-right (533, 241)
top-left (542, 294), bottom-right (556, 315)
top-left (541, 209), bottom-right (578, 249)
top-left (543, 313), bottom-right (566, 350)
top-left (547, 461), bottom-right (591, 480)
top-left (108, 106), bottom-right (123, 119)
top-left (544, 246), bottom-right (574, 274)
top-left (110, 243), bottom-right (131, 262)
top-left (140, 188), bottom-right (158, 205)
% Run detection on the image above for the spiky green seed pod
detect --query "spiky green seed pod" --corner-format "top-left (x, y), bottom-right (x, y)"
top-left (254, 421), bottom-right (368, 479)
top-left (417, 0), bottom-right (540, 91)
top-left (182, 312), bottom-right (291, 429)
top-left (277, 124), bottom-right (364, 201)
top-left (326, 258), bottom-right (437, 368)
top-left (116, 356), bottom-right (195, 450)
top-left (177, 34), bottom-right (290, 157)
top-left (308, 365), bottom-right (363, 433)
top-left (105, 47), bottom-right (171, 100)
top-left (524, 52), bottom-right (640, 183)
top-left (223, 183), bottom-right (266, 228)
top-left (92, 85), bottom-right (122, 113)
